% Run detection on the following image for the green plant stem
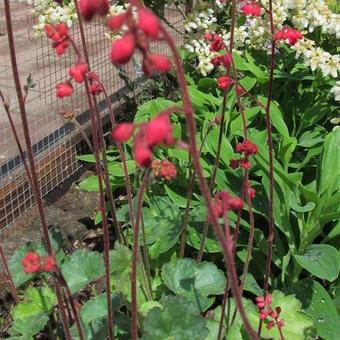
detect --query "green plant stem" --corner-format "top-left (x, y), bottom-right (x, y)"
top-left (131, 172), bottom-right (149, 339)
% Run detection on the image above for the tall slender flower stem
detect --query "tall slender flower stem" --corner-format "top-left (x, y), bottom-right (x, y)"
top-left (263, 0), bottom-right (276, 296)
top-left (3, 1), bottom-right (71, 337)
top-left (258, 0), bottom-right (276, 335)
top-left (196, 90), bottom-right (229, 263)
top-left (73, 2), bottom-right (115, 339)
top-left (161, 26), bottom-right (258, 340)
top-left (131, 172), bottom-right (149, 340)
top-left (180, 124), bottom-right (213, 258)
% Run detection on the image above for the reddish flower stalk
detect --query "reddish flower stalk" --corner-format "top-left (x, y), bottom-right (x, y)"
top-left (73, 2), bottom-right (115, 338)
top-left (160, 24), bottom-right (258, 339)
top-left (3, 1), bottom-right (71, 337)
top-left (259, 0), bottom-right (276, 335)
top-left (131, 172), bottom-right (149, 339)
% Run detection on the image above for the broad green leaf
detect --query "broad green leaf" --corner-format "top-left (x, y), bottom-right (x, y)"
top-left (288, 279), bottom-right (340, 340)
top-left (162, 258), bottom-right (226, 312)
top-left (9, 312), bottom-right (49, 338)
top-left (79, 175), bottom-right (102, 192)
top-left (142, 295), bottom-right (208, 340)
top-left (243, 291), bottom-right (315, 340)
top-left (141, 196), bottom-right (183, 259)
top-left (186, 225), bottom-right (221, 253)
top-left (259, 97), bottom-right (290, 137)
top-left (134, 98), bottom-right (176, 123)
top-left (61, 250), bottom-right (105, 293)
top-left (293, 244), bottom-right (340, 281)
top-left (70, 293), bottom-right (122, 340)
top-left (241, 273), bottom-right (262, 296)
top-left (317, 129), bottom-right (340, 196)
top-left (107, 160), bottom-right (136, 177)
top-left (230, 107), bottom-right (261, 134)
top-left (13, 286), bottom-right (56, 319)
top-left (109, 244), bottom-right (147, 306)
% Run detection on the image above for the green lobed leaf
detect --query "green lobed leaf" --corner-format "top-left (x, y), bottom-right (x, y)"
top-left (61, 250), bottom-right (105, 293)
top-left (9, 312), bottom-right (49, 338)
top-left (162, 258), bottom-right (226, 312)
top-left (13, 286), bottom-right (56, 319)
top-left (142, 295), bottom-right (208, 340)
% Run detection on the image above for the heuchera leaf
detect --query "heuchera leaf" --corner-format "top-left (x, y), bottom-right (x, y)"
top-left (61, 250), bottom-right (105, 293)
top-left (142, 295), bottom-right (208, 340)
top-left (162, 258), bottom-right (226, 312)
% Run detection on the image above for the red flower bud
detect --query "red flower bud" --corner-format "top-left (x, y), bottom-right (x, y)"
top-left (138, 8), bottom-right (160, 39)
top-left (203, 32), bottom-right (213, 41)
top-left (21, 252), bottom-right (41, 273)
top-left (217, 76), bottom-right (234, 90)
top-left (69, 63), bottom-right (88, 83)
top-left (108, 13), bottom-right (128, 32)
top-left (228, 197), bottom-right (243, 210)
top-left (79, 0), bottom-right (109, 20)
top-left (111, 33), bottom-right (136, 65)
top-left (229, 159), bottom-right (240, 169)
top-left (241, 3), bottom-right (261, 17)
top-left (90, 82), bottom-right (102, 95)
top-left (56, 82), bottom-right (74, 98)
top-left (53, 40), bottom-right (69, 56)
top-left (143, 54), bottom-right (171, 75)
top-left (145, 114), bottom-right (173, 147)
top-left (41, 256), bottom-right (56, 272)
top-left (112, 123), bottom-right (135, 142)
top-left (133, 143), bottom-right (152, 167)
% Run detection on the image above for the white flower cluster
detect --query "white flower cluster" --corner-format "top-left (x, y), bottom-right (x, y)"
top-left (184, 39), bottom-right (217, 76)
top-left (330, 81), bottom-right (340, 103)
top-left (292, 38), bottom-right (339, 78)
top-left (184, 9), bottom-right (217, 33)
top-left (19, 0), bottom-right (77, 35)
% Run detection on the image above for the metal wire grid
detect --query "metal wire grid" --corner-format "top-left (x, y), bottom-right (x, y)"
top-left (0, 3), bottom-right (184, 232)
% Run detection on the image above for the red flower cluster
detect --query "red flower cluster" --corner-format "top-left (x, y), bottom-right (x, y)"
top-left (204, 33), bottom-right (224, 53)
top-left (109, 6), bottom-right (171, 76)
top-left (274, 27), bottom-right (303, 46)
top-left (21, 252), bottom-right (56, 274)
top-left (230, 139), bottom-right (258, 170)
top-left (151, 160), bottom-right (177, 181)
top-left (211, 54), bottom-right (232, 69)
top-left (44, 23), bottom-right (69, 56)
top-left (255, 294), bottom-right (285, 331)
top-left (241, 3), bottom-right (262, 17)
top-left (79, 0), bottom-right (109, 20)
top-left (217, 76), bottom-right (235, 90)
top-left (112, 110), bottom-right (175, 167)
top-left (212, 191), bottom-right (243, 218)
top-left (44, 24), bottom-right (93, 99)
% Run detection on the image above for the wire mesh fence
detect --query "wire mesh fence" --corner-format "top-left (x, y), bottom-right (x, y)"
top-left (0, 2), bottom-right (184, 232)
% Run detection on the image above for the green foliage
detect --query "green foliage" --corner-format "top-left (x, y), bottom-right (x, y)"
top-left (162, 258), bottom-right (226, 312)
top-left (61, 250), bottom-right (105, 293)
top-left (142, 295), bottom-right (209, 340)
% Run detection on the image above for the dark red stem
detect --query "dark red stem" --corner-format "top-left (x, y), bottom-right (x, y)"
top-left (161, 26), bottom-right (258, 339)
top-left (131, 172), bottom-right (149, 339)
top-left (3, 1), bottom-right (71, 336)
